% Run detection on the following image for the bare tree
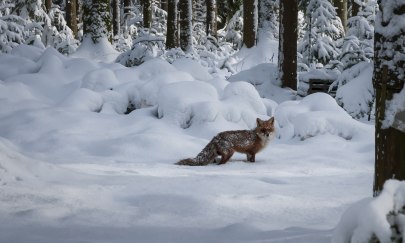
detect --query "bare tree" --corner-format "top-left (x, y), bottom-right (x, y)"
top-left (278, 0), bottom-right (298, 91)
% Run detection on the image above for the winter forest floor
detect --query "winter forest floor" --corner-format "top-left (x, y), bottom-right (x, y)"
top-left (0, 42), bottom-right (374, 242)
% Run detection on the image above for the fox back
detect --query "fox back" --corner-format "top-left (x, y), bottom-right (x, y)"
top-left (176, 117), bottom-right (275, 166)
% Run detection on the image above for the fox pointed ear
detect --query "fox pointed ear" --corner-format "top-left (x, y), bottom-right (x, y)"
top-left (256, 118), bottom-right (263, 126)
top-left (268, 117), bottom-right (275, 124)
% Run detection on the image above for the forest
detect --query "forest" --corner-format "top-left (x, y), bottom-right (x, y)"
top-left (0, 0), bottom-right (405, 242)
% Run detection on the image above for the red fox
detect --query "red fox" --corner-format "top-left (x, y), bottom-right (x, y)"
top-left (176, 117), bottom-right (275, 166)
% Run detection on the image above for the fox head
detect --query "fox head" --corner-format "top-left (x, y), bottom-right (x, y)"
top-left (255, 117), bottom-right (275, 140)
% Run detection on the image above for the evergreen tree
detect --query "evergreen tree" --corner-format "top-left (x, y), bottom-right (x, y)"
top-left (0, 0), bottom-right (27, 53)
top-left (112, 0), bottom-right (120, 36)
top-left (166, 0), bottom-right (179, 48)
top-left (143, 0), bottom-right (152, 28)
top-left (179, 0), bottom-right (193, 52)
top-left (66, 0), bottom-right (78, 38)
top-left (373, 0), bottom-right (405, 196)
top-left (298, 0), bottom-right (344, 66)
top-left (339, 0), bottom-right (374, 70)
top-left (278, 0), bottom-right (298, 91)
top-left (206, 0), bottom-right (216, 38)
top-left (258, 0), bottom-right (279, 40)
top-left (243, 0), bottom-right (257, 48)
top-left (334, 0), bottom-right (347, 30)
top-left (83, 0), bottom-right (111, 43)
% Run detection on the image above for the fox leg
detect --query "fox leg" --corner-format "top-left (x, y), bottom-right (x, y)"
top-left (218, 150), bottom-right (234, 164)
top-left (247, 153), bottom-right (255, 162)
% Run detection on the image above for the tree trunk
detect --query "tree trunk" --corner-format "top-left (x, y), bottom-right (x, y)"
top-left (278, 0), bottom-right (298, 91)
top-left (45, 0), bottom-right (52, 12)
top-left (335, 0), bottom-right (347, 31)
top-left (143, 0), bottom-right (152, 28)
top-left (351, 0), bottom-right (360, 17)
top-left (161, 0), bottom-right (168, 11)
top-left (206, 0), bottom-right (217, 38)
top-left (373, 0), bottom-right (405, 196)
top-left (166, 0), bottom-right (179, 48)
top-left (124, 0), bottom-right (131, 14)
top-left (66, 0), bottom-right (78, 37)
top-left (179, 0), bottom-right (193, 52)
top-left (243, 0), bottom-right (257, 48)
top-left (112, 0), bottom-right (120, 36)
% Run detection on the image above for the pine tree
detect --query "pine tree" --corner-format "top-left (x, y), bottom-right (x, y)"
top-left (339, 0), bottom-right (374, 70)
top-left (334, 0), bottom-right (347, 30)
top-left (143, 0), bottom-right (152, 28)
top-left (298, 0), bottom-right (344, 66)
top-left (206, 0), bottom-right (216, 38)
top-left (66, 0), bottom-right (78, 37)
top-left (166, 0), bottom-right (179, 48)
top-left (83, 0), bottom-right (111, 43)
top-left (243, 0), bottom-right (257, 48)
top-left (373, 0), bottom-right (405, 196)
top-left (179, 0), bottom-right (193, 52)
top-left (0, 0), bottom-right (27, 53)
top-left (278, 0), bottom-right (298, 91)
top-left (258, 0), bottom-right (279, 40)
top-left (112, 0), bottom-right (120, 36)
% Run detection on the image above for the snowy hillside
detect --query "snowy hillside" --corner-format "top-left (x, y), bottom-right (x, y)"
top-left (0, 44), bottom-right (375, 242)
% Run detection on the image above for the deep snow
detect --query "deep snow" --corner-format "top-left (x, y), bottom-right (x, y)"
top-left (0, 43), bottom-right (375, 242)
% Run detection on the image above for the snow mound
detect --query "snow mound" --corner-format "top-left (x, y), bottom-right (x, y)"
top-left (275, 93), bottom-right (370, 140)
top-left (72, 37), bottom-right (120, 63)
top-left (157, 81), bottom-right (268, 129)
top-left (228, 63), bottom-right (295, 103)
top-left (332, 180), bottom-right (405, 243)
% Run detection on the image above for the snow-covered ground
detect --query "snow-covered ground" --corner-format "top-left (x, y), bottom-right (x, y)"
top-left (0, 44), bottom-right (374, 242)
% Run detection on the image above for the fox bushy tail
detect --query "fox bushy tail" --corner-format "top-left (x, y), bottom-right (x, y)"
top-left (176, 138), bottom-right (217, 166)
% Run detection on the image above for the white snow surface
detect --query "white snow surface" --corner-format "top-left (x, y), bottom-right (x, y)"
top-left (0, 44), bottom-right (374, 242)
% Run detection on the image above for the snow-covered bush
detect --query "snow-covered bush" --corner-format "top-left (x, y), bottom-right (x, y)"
top-left (332, 180), bottom-right (405, 243)
top-left (82, 0), bottom-right (111, 43)
top-left (116, 29), bottom-right (165, 67)
top-left (274, 92), bottom-right (370, 140)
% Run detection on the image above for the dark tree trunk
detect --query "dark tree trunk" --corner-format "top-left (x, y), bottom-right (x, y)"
top-left (278, 0), bottom-right (298, 91)
top-left (243, 0), bottom-right (256, 48)
top-left (351, 0), bottom-right (360, 17)
top-left (335, 0), bottom-right (347, 31)
top-left (373, 0), bottom-right (405, 196)
top-left (112, 0), bottom-right (120, 36)
top-left (166, 0), bottom-right (179, 48)
top-left (45, 0), bottom-right (52, 12)
top-left (161, 0), bottom-right (168, 11)
top-left (179, 0), bottom-right (193, 52)
top-left (143, 0), bottom-right (152, 28)
top-left (206, 0), bottom-right (217, 38)
top-left (66, 0), bottom-right (78, 37)
top-left (124, 0), bottom-right (131, 14)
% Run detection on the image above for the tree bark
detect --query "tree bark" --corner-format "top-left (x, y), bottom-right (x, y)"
top-left (373, 0), bottom-right (405, 196)
top-left (335, 0), bottom-right (347, 31)
top-left (161, 0), bottom-right (168, 11)
top-left (124, 0), bottom-right (131, 14)
top-left (45, 0), bottom-right (52, 12)
top-left (351, 0), bottom-right (360, 17)
top-left (112, 0), bottom-right (120, 36)
top-left (278, 0), bottom-right (298, 91)
top-left (206, 0), bottom-right (217, 38)
top-left (166, 0), bottom-right (179, 48)
top-left (243, 0), bottom-right (257, 48)
top-left (179, 0), bottom-right (193, 52)
top-left (66, 0), bottom-right (78, 37)
top-left (143, 0), bottom-right (152, 28)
